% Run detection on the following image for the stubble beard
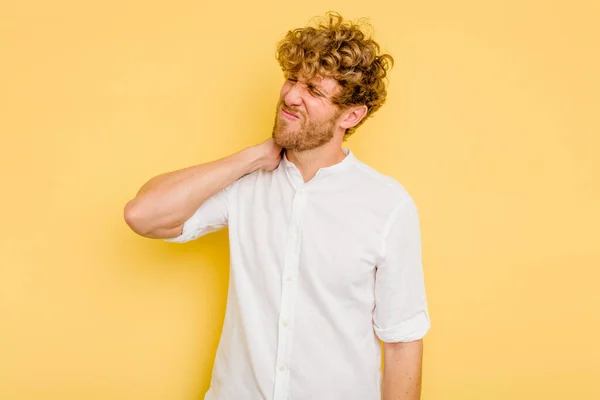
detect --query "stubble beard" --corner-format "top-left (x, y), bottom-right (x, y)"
top-left (271, 105), bottom-right (339, 152)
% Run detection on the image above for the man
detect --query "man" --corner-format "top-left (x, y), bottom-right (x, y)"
top-left (124, 11), bottom-right (430, 400)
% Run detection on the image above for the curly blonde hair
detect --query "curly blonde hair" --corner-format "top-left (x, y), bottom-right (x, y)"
top-left (275, 11), bottom-right (394, 138)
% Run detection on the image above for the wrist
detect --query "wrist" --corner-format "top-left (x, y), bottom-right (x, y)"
top-left (238, 146), bottom-right (262, 175)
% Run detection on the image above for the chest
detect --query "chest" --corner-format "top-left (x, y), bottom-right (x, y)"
top-left (229, 181), bottom-right (384, 294)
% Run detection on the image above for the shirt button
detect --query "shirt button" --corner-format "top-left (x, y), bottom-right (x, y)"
top-left (278, 365), bottom-right (286, 371)
top-left (282, 320), bottom-right (289, 327)
top-left (290, 232), bottom-right (297, 238)
top-left (285, 275), bottom-right (294, 282)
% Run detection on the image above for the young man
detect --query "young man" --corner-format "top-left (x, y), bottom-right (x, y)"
top-left (124, 12), bottom-right (430, 400)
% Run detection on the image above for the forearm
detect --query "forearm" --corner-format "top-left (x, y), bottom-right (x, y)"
top-left (124, 147), bottom-right (259, 237)
top-left (382, 339), bottom-right (423, 400)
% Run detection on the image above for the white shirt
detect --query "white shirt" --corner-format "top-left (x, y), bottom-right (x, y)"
top-left (165, 148), bottom-right (430, 400)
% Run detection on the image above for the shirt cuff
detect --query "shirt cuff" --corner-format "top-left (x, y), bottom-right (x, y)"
top-left (163, 234), bottom-right (186, 243)
top-left (374, 309), bottom-right (431, 342)
top-left (163, 221), bottom-right (190, 243)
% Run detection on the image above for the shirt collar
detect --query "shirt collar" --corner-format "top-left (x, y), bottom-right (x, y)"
top-left (282, 148), bottom-right (356, 178)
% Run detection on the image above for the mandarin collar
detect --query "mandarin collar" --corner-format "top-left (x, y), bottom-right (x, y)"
top-left (282, 148), bottom-right (356, 177)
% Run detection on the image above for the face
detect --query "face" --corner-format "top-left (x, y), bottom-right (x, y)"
top-left (271, 74), bottom-right (345, 152)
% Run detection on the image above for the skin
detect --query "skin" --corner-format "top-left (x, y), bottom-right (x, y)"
top-left (383, 340), bottom-right (424, 400)
top-left (271, 73), bottom-right (367, 183)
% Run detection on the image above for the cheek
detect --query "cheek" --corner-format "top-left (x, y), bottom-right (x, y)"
top-left (305, 102), bottom-right (330, 121)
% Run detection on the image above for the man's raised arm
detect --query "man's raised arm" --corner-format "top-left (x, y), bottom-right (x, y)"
top-left (123, 138), bottom-right (282, 239)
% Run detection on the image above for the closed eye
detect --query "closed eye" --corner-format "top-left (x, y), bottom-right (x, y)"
top-left (308, 86), bottom-right (323, 97)
top-left (286, 78), bottom-right (325, 98)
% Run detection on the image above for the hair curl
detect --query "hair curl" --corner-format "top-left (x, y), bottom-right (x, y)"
top-left (275, 11), bottom-right (394, 138)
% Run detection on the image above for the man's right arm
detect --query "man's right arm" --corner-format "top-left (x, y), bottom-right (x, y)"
top-left (123, 138), bottom-right (282, 239)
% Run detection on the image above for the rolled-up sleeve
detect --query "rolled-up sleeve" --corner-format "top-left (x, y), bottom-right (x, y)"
top-left (163, 185), bottom-right (231, 244)
top-left (373, 197), bottom-right (431, 342)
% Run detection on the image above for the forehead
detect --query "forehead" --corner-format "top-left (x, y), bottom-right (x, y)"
top-left (311, 75), bottom-right (340, 92)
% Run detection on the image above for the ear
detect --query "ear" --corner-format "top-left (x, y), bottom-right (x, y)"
top-left (338, 105), bottom-right (368, 130)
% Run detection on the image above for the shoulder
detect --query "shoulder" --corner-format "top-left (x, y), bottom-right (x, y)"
top-left (349, 159), bottom-right (416, 207)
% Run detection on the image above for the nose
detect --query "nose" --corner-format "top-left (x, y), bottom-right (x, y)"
top-left (283, 81), bottom-right (303, 108)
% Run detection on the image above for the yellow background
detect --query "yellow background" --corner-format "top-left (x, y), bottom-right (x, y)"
top-left (1, 0), bottom-right (598, 399)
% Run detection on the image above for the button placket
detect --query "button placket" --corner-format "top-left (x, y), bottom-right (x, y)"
top-left (272, 187), bottom-right (307, 399)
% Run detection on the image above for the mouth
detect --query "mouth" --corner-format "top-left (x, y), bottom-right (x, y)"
top-left (281, 108), bottom-right (299, 120)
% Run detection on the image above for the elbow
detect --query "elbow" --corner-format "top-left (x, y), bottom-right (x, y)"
top-left (124, 199), bottom-right (183, 239)
top-left (124, 199), bottom-right (152, 237)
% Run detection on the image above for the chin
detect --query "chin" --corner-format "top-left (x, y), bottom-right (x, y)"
top-left (274, 129), bottom-right (297, 143)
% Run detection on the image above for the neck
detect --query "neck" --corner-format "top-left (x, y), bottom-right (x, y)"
top-left (285, 139), bottom-right (347, 183)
